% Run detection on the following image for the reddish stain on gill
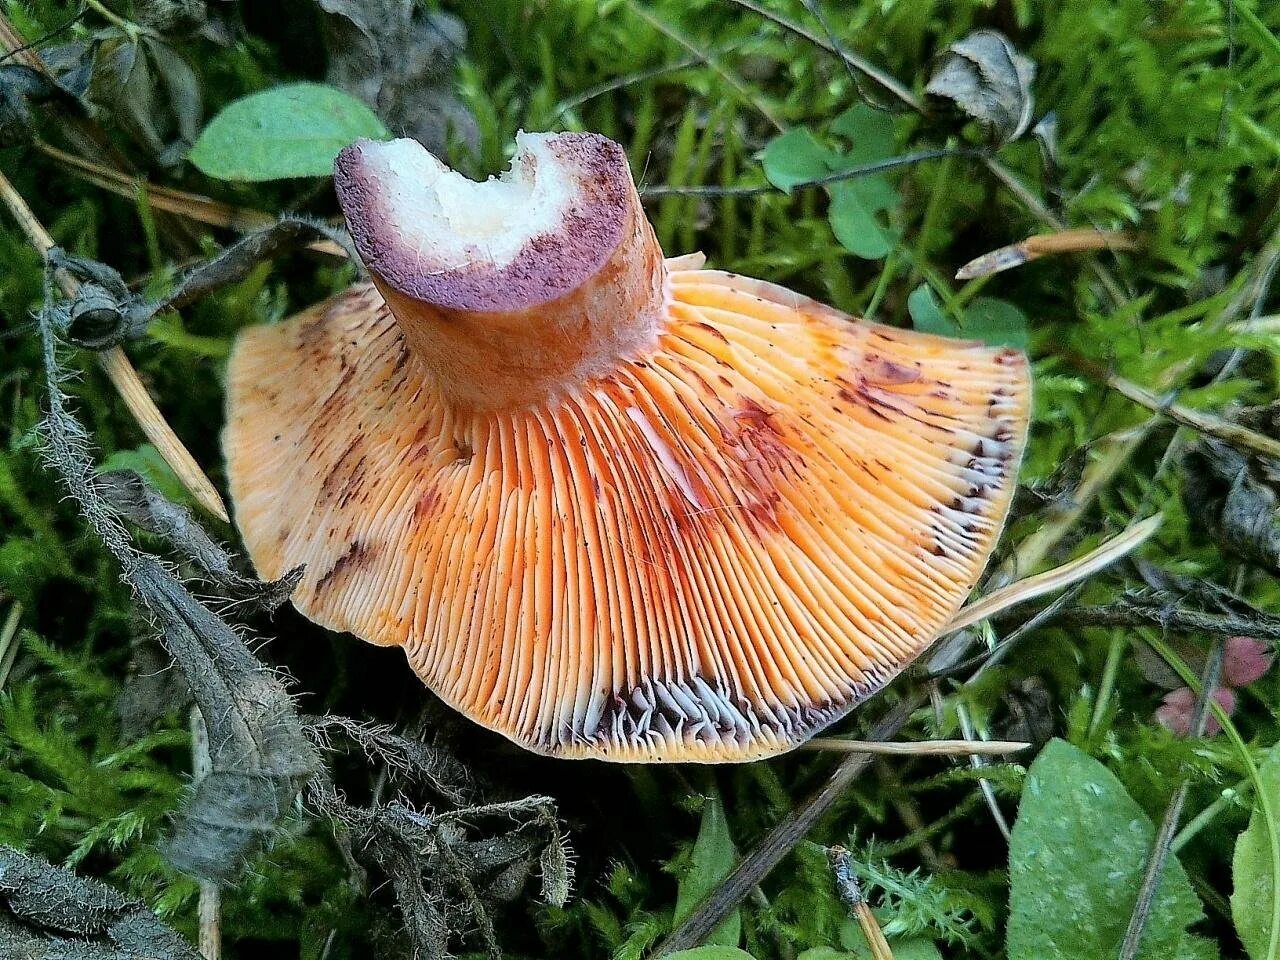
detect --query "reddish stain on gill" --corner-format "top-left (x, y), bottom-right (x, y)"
top-left (863, 352), bottom-right (922, 386)
top-left (720, 398), bottom-right (801, 534)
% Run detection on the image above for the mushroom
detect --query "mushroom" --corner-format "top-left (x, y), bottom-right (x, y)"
top-left (224, 131), bottom-right (1030, 762)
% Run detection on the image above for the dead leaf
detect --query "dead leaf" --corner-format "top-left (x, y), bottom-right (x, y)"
top-left (0, 846), bottom-right (199, 959)
top-left (926, 29), bottom-right (1035, 144)
top-left (1184, 405), bottom-right (1280, 573)
top-left (317, 0), bottom-right (478, 155)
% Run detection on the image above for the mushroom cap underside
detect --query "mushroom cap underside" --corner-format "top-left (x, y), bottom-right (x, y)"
top-left (224, 264), bottom-right (1030, 762)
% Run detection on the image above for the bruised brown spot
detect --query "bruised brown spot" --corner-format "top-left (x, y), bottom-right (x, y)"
top-left (694, 321), bottom-right (730, 345)
top-left (734, 397), bottom-right (777, 429)
top-left (315, 540), bottom-right (372, 592)
top-left (318, 438), bottom-right (364, 501)
top-left (719, 397), bottom-right (801, 533)
top-left (414, 484), bottom-right (442, 520)
top-left (863, 352), bottom-right (922, 386)
top-left (838, 382), bottom-right (894, 423)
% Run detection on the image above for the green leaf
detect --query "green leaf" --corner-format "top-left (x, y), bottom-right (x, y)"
top-left (907, 288), bottom-right (1029, 348)
top-left (1233, 742), bottom-right (1280, 960)
top-left (828, 178), bottom-right (898, 260)
top-left (98, 444), bottom-right (190, 506)
top-left (761, 128), bottom-right (834, 192)
top-left (189, 82), bottom-right (391, 181)
top-left (1008, 739), bottom-right (1208, 960)
top-left (963, 297), bottom-right (1031, 349)
top-left (830, 104), bottom-right (896, 162)
top-left (763, 106), bottom-right (902, 260)
top-left (825, 105), bottom-right (900, 259)
top-left (674, 791), bottom-right (741, 946)
top-left (665, 949), bottom-right (756, 960)
top-left (907, 285), bottom-right (957, 337)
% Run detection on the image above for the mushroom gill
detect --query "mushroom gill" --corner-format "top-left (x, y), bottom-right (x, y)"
top-left (223, 131), bottom-right (1030, 762)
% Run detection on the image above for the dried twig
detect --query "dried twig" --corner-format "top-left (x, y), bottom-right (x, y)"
top-left (720, 0), bottom-right (922, 111)
top-left (956, 229), bottom-right (1139, 280)
top-left (190, 709), bottom-right (221, 960)
top-left (0, 169), bottom-right (229, 521)
top-left (1090, 364), bottom-right (1280, 460)
top-left (947, 514), bottom-right (1162, 632)
top-left (640, 149), bottom-right (978, 197)
top-left (628, 1), bottom-right (785, 131)
top-left (955, 702), bottom-right (1013, 840)
top-left (1043, 602), bottom-right (1280, 643)
top-left (827, 846), bottom-right (895, 960)
top-left (801, 737), bottom-right (1028, 756)
top-left (554, 45), bottom-right (742, 116)
top-left (36, 141), bottom-right (348, 258)
top-left (0, 602), bottom-right (22, 690)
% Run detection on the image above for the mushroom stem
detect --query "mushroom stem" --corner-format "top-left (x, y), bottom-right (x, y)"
top-left (334, 132), bottom-right (667, 413)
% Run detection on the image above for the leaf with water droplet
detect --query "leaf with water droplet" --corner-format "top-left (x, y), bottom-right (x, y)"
top-left (1008, 739), bottom-right (1210, 960)
top-left (1232, 742), bottom-right (1280, 960)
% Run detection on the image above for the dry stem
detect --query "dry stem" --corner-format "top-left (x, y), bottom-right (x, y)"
top-left (801, 738), bottom-right (1028, 756)
top-left (1098, 367), bottom-right (1280, 460)
top-left (956, 229), bottom-right (1139, 280)
top-left (36, 141), bottom-right (346, 258)
top-left (0, 169), bottom-right (228, 521)
top-left (189, 708), bottom-right (221, 960)
top-left (948, 514), bottom-right (1162, 632)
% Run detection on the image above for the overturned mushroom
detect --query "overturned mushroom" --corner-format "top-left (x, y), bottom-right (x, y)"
top-left (224, 132), bottom-right (1030, 762)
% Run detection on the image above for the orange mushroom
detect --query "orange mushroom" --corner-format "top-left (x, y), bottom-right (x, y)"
top-left (224, 131), bottom-right (1030, 762)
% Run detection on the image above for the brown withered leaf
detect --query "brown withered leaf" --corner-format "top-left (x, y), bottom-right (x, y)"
top-left (317, 0), bottom-right (478, 155)
top-left (926, 29), bottom-right (1035, 144)
top-left (1183, 403), bottom-right (1280, 573)
top-left (50, 33), bottom-right (203, 166)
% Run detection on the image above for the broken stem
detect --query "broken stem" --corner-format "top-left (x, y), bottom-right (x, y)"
top-left (827, 846), bottom-right (896, 960)
top-left (190, 708), bottom-right (222, 960)
top-left (0, 168), bottom-right (229, 521)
